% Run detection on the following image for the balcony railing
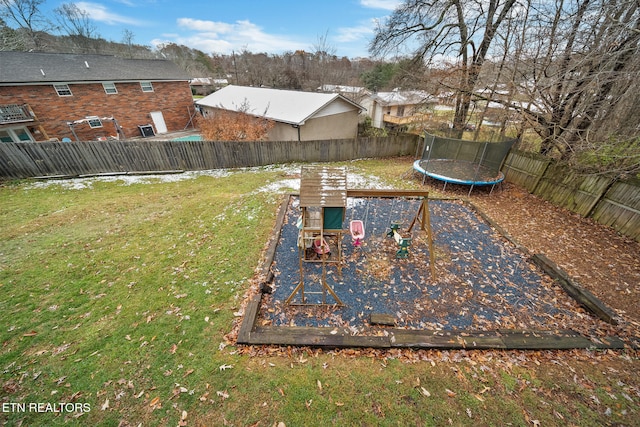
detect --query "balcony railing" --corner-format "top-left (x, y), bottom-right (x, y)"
top-left (383, 113), bottom-right (431, 125)
top-left (0, 104), bottom-right (35, 124)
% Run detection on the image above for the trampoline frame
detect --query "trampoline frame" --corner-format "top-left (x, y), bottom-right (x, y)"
top-left (413, 132), bottom-right (516, 196)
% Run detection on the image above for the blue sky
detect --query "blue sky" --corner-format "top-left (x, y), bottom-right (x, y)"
top-left (43, 0), bottom-right (403, 58)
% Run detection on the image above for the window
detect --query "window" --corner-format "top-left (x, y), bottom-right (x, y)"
top-left (140, 81), bottom-right (154, 92)
top-left (0, 127), bottom-right (33, 142)
top-left (0, 130), bottom-right (12, 142)
top-left (87, 117), bottom-right (103, 128)
top-left (15, 128), bottom-right (32, 141)
top-left (397, 106), bottom-right (405, 117)
top-left (54, 84), bottom-right (72, 96)
top-left (103, 82), bottom-right (117, 94)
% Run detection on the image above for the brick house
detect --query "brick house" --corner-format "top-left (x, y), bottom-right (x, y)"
top-left (0, 51), bottom-right (194, 142)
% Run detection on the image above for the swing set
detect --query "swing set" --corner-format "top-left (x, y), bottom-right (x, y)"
top-left (285, 167), bottom-right (436, 307)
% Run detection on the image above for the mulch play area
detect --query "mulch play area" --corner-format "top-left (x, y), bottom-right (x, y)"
top-left (237, 168), bottom-right (633, 350)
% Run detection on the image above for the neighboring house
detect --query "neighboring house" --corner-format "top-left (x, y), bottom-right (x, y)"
top-left (196, 85), bottom-right (363, 141)
top-left (319, 84), bottom-right (373, 121)
top-left (190, 77), bottom-right (228, 96)
top-left (0, 51), bottom-right (194, 142)
top-left (368, 90), bottom-right (436, 130)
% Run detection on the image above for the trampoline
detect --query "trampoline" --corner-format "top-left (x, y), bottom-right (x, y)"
top-left (414, 132), bottom-right (517, 195)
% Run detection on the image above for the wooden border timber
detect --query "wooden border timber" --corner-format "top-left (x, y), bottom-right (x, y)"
top-left (241, 326), bottom-right (625, 350)
top-left (531, 254), bottom-right (619, 325)
top-left (237, 194), bottom-right (290, 344)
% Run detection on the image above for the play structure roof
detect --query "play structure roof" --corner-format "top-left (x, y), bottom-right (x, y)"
top-left (299, 166), bottom-right (347, 208)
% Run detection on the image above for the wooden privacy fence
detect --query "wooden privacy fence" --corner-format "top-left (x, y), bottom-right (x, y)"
top-left (503, 150), bottom-right (640, 241)
top-left (0, 134), bottom-right (419, 180)
top-left (0, 137), bottom-right (638, 241)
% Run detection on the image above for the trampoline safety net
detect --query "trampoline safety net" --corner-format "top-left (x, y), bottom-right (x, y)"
top-left (414, 132), bottom-right (517, 194)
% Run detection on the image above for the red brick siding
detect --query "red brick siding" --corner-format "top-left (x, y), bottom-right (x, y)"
top-left (0, 81), bottom-right (194, 141)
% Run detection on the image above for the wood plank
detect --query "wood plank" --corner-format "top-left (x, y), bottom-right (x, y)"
top-left (347, 189), bottom-right (429, 198)
top-left (370, 313), bottom-right (396, 326)
top-left (531, 254), bottom-right (618, 324)
top-left (391, 330), bottom-right (506, 349)
top-left (236, 295), bottom-right (261, 344)
top-left (248, 326), bottom-right (391, 348)
top-left (499, 331), bottom-right (618, 349)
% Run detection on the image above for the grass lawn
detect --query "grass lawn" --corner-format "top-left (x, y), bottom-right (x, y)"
top-left (1, 158), bottom-right (638, 426)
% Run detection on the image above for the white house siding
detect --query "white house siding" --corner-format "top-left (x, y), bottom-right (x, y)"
top-left (267, 110), bottom-right (359, 141)
top-left (299, 110), bottom-right (359, 141)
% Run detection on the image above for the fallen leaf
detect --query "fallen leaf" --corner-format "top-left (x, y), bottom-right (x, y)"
top-left (446, 389), bottom-right (456, 397)
top-left (420, 387), bottom-right (431, 397)
top-left (169, 344), bottom-right (178, 354)
top-left (101, 398), bottom-right (109, 411)
top-left (149, 396), bottom-right (161, 409)
top-left (219, 364), bottom-right (233, 371)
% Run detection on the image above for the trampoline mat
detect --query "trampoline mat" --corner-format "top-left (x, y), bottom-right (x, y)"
top-left (415, 159), bottom-right (504, 185)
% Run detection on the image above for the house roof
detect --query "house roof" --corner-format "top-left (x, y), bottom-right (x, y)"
top-left (196, 85), bottom-right (363, 126)
top-left (320, 84), bottom-right (370, 95)
top-left (0, 51), bottom-right (189, 84)
top-left (373, 90), bottom-right (435, 106)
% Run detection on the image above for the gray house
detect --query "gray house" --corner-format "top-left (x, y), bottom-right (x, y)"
top-left (196, 85), bottom-right (363, 141)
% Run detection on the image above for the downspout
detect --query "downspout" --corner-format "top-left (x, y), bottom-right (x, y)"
top-left (292, 123), bottom-right (301, 141)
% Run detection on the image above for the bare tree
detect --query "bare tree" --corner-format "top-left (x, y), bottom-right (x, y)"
top-left (54, 2), bottom-right (100, 53)
top-left (0, 17), bottom-right (25, 50)
top-left (310, 30), bottom-right (338, 89)
top-left (505, 0), bottom-right (640, 174)
top-left (0, 0), bottom-right (52, 49)
top-left (121, 29), bottom-right (135, 58)
top-left (370, 0), bottom-right (518, 136)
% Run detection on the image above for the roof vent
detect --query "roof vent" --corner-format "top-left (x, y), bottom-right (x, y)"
top-left (40, 69), bottom-right (46, 76)
top-left (84, 61), bottom-right (90, 68)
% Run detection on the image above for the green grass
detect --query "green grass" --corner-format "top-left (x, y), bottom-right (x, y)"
top-left (1, 160), bottom-right (638, 426)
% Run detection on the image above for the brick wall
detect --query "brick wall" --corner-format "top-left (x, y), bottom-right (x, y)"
top-left (0, 80), bottom-right (194, 141)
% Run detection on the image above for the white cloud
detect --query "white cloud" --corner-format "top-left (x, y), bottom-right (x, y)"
top-left (360, 0), bottom-right (401, 10)
top-left (173, 18), bottom-right (307, 54)
top-left (76, 2), bottom-right (144, 26)
top-left (335, 21), bottom-right (375, 43)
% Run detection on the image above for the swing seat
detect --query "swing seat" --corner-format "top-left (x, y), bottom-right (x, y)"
top-left (313, 237), bottom-right (331, 255)
top-left (349, 220), bottom-right (365, 246)
top-left (387, 223), bottom-right (412, 258)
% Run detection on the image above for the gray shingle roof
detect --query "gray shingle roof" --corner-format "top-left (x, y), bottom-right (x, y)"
top-left (0, 51), bottom-right (189, 84)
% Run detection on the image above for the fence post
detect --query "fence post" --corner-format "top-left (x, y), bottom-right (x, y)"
top-left (530, 158), bottom-right (552, 194)
top-left (584, 177), bottom-right (617, 218)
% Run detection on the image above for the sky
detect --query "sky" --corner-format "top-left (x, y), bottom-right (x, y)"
top-left (41, 0), bottom-right (403, 58)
